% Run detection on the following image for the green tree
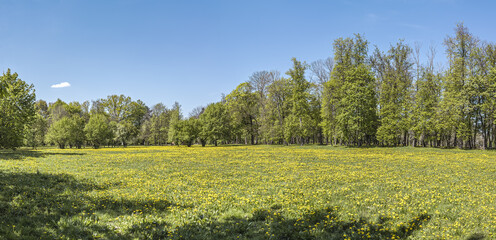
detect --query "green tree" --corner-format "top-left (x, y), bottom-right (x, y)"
top-left (35, 99), bottom-right (49, 118)
top-left (150, 103), bottom-right (170, 145)
top-left (284, 58), bottom-right (312, 145)
top-left (442, 23), bottom-right (479, 148)
top-left (101, 94), bottom-right (132, 122)
top-left (45, 117), bottom-right (72, 149)
top-left (265, 78), bottom-right (292, 144)
top-left (321, 37), bottom-right (355, 144)
top-left (249, 71), bottom-right (278, 143)
top-left (85, 114), bottom-right (111, 149)
top-left (138, 119), bottom-right (152, 145)
top-left (226, 82), bottom-right (258, 144)
top-left (0, 69), bottom-right (36, 149)
top-left (322, 34), bottom-right (377, 146)
top-left (127, 100), bottom-right (149, 130)
top-left (174, 118), bottom-right (201, 147)
top-left (411, 68), bottom-right (442, 147)
top-left (167, 102), bottom-right (182, 145)
top-left (481, 45), bottom-right (496, 148)
top-left (371, 40), bottom-right (414, 146)
top-left (114, 120), bottom-right (138, 147)
top-left (336, 65), bottom-right (378, 145)
top-left (67, 115), bottom-right (86, 148)
top-left (24, 113), bottom-right (48, 148)
top-left (48, 99), bottom-right (69, 123)
top-left (199, 102), bottom-right (231, 146)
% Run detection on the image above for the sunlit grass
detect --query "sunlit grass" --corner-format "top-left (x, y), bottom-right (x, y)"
top-left (0, 145), bottom-right (494, 239)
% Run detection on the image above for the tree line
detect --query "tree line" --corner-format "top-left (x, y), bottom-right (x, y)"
top-left (2, 23), bottom-right (496, 150)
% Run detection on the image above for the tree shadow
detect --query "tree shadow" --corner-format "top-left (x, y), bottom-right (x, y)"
top-left (0, 171), bottom-right (179, 239)
top-left (0, 150), bottom-right (85, 160)
top-left (467, 233), bottom-right (486, 240)
top-left (161, 207), bottom-right (431, 240)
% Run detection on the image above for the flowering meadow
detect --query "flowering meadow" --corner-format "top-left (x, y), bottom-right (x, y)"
top-left (0, 145), bottom-right (495, 239)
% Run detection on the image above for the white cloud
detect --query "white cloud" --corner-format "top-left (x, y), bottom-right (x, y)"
top-left (51, 82), bottom-right (71, 88)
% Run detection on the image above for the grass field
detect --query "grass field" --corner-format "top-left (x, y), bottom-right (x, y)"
top-left (0, 145), bottom-right (495, 239)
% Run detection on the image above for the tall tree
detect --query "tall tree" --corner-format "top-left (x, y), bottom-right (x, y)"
top-left (481, 44), bottom-right (496, 148)
top-left (126, 100), bottom-right (149, 129)
top-left (0, 69), bottom-right (36, 149)
top-left (114, 120), bottom-right (138, 147)
top-left (412, 68), bottom-right (442, 147)
top-left (85, 114), bottom-right (112, 149)
top-left (265, 77), bottom-right (292, 144)
top-left (174, 118), bottom-right (201, 147)
top-left (101, 94), bottom-right (132, 122)
top-left (48, 99), bottom-right (69, 123)
top-left (45, 117), bottom-right (72, 149)
top-left (167, 102), bottom-right (182, 145)
top-left (35, 100), bottom-right (49, 119)
top-left (24, 113), bottom-right (48, 148)
top-left (67, 115), bottom-right (86, 148)
top-left (226, 82), bottom-right (258, 144)
top-left (371, 40), bottom-right (414, 146)
top-left (310, 57), bottom-right (334, 100)
top-left (284, 58), bottom-right (312, 145)
top-left (249, 70), bottom-right (279, 143)
top-left (322, 34), bottom-right (377, 146)
top-left (147, 103), bottom-right (169, 145)
top-left (200, 102), bottom-right (231, 146)
top-left (442, 23), bottom-right (479, 148)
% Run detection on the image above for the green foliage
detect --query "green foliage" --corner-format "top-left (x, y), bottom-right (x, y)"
top-left (46, 116), bottom-right (86, 149)
top-left (322, 34), bottom-right (377, 146)
top-left (174, 118), bottom-right (201, 147)
top-left (0, 69), bottom-right (36, 149)
top-left (8, 23), bottom-right (496, 149)
top-left (65, 101), bottom-right (83, 116)
top-left (249, 71), bottom-right (277, 144)
top-left (441, 23), bottom-right (479, 148)
top-left (101, 94), bottom-right (132, 122)
top-left (264, 78), bottom-right (292, 143)
top-left (84, 114), bottom-right (111, 148)
top-left (284, 58), bottom-right (314, 145)
top-left (148, 103), bottom-right (170, 145)
top-left (200, 102), bottom-right (231, 146)
top-left (24, 113), bottom-right (48, 148)
top-left (336, 64), bottom-right (378, 145)
top-left (126, 100), bottom-right (148, 129)
top-left (45, 117), bottom-right (72, 149)
top-left (67, 115), bottom-right (86, 148)
top-left (167, 102), bottom-right (182, 145)
top-left (114, 120), bottom-right (138, 147)
top-left (372, 40), bottom-right (414, 146)
top-left (48, 99), bottom-right (69, 123)
top-left (226, 82), bottom-right (258, 144)
top-left (411, 70), bottom-right (442, 146)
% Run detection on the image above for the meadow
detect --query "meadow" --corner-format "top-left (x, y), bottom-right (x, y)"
top-left (0, 145), bottom-right (494, 239)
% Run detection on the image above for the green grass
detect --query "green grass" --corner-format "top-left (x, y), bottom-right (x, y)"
top-left (0, 145), bottom-right (495, 239)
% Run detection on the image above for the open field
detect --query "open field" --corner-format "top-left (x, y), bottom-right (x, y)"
top-left (0, 146), bottom-right (495, 239)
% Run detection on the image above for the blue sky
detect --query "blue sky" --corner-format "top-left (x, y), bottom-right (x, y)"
top-left (1, 0), bottom-right (495, 115)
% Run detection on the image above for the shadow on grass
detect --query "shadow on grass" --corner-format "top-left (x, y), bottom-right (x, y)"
top-left (0, 150), bottom-right (85, 160)
top-left (0, 171), bottom-right (180, 239)
top-left (467, 233), bottom-right (486, 240)
top-left (161, 207), bottom-right (431, 240)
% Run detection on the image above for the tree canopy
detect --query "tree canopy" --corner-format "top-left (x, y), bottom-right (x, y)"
top-left (5, 23), bottom-right (496, 150)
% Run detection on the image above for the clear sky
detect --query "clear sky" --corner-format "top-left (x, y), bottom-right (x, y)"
top-left (1, 0), bottom-right (495, 115)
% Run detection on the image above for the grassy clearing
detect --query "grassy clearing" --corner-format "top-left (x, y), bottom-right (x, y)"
top-left (0, 145), bottom-right (495, 239)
